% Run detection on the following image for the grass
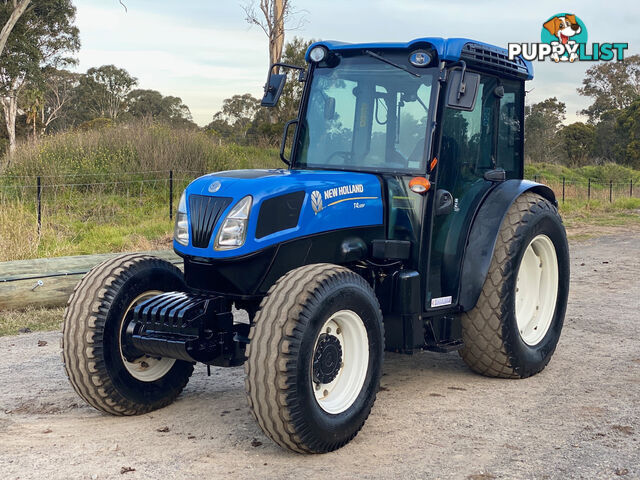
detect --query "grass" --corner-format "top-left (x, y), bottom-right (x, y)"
top-left (559, 197), bottom-right (640, 237)
top-left (0, 123), bottom-right (280, 261)
top-left (525, 162), bottom-right (640, 185)
top-left (0, 306), bottom-right (64, 336)
top-left (0, 128), bottom-right (639, 260)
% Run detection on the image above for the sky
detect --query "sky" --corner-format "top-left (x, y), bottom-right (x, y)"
top-left (74, 0), bottom-right (640, 126)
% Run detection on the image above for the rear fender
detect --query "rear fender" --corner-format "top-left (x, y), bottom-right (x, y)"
top-left (458, 180), bottom-right (557, 311)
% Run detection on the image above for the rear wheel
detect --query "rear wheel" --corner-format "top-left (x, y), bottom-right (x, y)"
top-left (62, 254), bottom-right (194, 415)
top-left (459, 192), bottom-right (570, 378)
top-left (245, 263), bottom-right (384, 453)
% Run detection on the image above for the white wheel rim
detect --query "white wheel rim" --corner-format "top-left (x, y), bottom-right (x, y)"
top-left (515, 234), bottom-right (559, 346)
top-left (312, 310), bottom-right (369, 414)
top-left (119, 290), bottom-right (176, 382)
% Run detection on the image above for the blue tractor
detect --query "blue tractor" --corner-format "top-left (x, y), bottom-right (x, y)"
top-left (63, 38), bottom-right (570, 453)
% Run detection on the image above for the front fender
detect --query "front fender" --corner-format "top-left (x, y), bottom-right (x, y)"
top-left (458, 180), bottom-right (557, 311)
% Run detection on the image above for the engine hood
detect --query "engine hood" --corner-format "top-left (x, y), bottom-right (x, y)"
top-left (174, 169), bottom-right (384, 259)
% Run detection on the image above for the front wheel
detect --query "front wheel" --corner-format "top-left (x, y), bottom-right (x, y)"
top-left (245, 264), bottom-right (384, 453)
top-left (62, 254), bottom-right (194, 415)
top-left (459, 192), bottom-right (570, 378)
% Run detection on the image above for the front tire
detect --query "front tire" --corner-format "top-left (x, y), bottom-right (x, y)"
top-left (459, 192), bottom-right (570, 378)
top-left (62, 254), bottom-right (194, 415)
top-left (245, 264), bottom-right (384, 453)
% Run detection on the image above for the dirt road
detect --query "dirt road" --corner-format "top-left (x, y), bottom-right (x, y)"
top-left (1, 233), bottom-right (639, 480)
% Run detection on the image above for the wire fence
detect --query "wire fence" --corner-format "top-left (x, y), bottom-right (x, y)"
top-left (1, 172), bottom-right (639, 236)
top-left (530, 175), bottom-right (638, 203)
top-left (0, 170), bottom-right (206, 235)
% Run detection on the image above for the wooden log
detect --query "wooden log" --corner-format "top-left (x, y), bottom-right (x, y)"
top-left (0, 251), bottom-right (181, 310)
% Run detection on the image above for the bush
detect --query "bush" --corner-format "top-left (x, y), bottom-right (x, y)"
top-left (525, 162), bottom-right (640, 184)
top-left (1, 121), bottom-right (281, 176)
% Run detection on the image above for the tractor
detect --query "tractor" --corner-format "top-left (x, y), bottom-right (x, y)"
top-left (62, 37), bottom-right (570, 454)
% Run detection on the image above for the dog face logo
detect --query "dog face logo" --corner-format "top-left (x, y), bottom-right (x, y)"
top-left (541, 13), bottom-right (588, 62)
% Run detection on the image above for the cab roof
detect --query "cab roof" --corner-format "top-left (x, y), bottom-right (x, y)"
top-left (305, 37), bottom-right (533, 80)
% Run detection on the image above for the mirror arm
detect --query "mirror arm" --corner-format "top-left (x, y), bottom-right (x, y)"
top-left (266, 63), bottom-right (306, 88)
top-left (445, 60), bottom-right (468, 100)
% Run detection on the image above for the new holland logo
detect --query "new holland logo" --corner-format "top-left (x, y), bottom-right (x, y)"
top-left (508, 13), bottom-right (628, 63)
top-left (310, 184), bottom-right (378, 215)
top-left (208, 180), bottom-right (221, 193)
top-left (311, 190), bottom-right (323, 214)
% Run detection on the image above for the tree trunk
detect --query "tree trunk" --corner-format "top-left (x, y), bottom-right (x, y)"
top-left (1, 94), bottom-right (18, 157)
top-left (0, 0), bottom-right (31, 58)
top-left (269, 0), bottom-right (285, 72)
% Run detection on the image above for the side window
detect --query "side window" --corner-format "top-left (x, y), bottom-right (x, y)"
top-left (439, 74), bottom-right (497, 194)
top-left (496, 79), bottom-right (524, 177)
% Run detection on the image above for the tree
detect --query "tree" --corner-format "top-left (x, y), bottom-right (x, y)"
top-left (524, 97), bottom-right (566, 163)
top-left (558, 122), bottom-right (595, 167)
top-left (0, 0), bottom-right (30, 59)
top-left (577, 55), bottom-right (640, 123)
top-left (77, 65), bottom-right (137, 120)
top-left (615, 98), bottom-right (640, 169)
top-left (275, 36), bottom-right (311, 121)
top-left (243, 0), bottom-right (305, 72)
top-left (206, 93), bottom-right (260, 141)
top-left (36, 67), bottom-right (77, 133)
top-left (126, 88), bottom-right (194, 127)
top-left (0, 0), bottom-right (79, 156)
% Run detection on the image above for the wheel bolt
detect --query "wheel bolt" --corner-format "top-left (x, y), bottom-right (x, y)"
top-left (336, 327), bottom-right (342, 335)
top-left (140, 361), bottom-right (149, 368)
top-left (315, 383), bottom-right (321, 391)
top-left (323, 389), bottom-right (329, 397)
top-left (326, 327), bottom-right (332, 334)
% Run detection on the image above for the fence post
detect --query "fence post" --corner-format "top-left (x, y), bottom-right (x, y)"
top-left (609, 180), bottom-right (613, 203)
top-left (562, 176), bottom-right (565, 204)
top-left (588, 178), bottom-right (591, 201)
top-left (169, 170), bottom-right (173, 220)
top-left (631, 178), bottom-right (634, 198)
top-left (37, 176), bottom-right (42, 235)
top-left (534, 174), bottom-right (538, 182)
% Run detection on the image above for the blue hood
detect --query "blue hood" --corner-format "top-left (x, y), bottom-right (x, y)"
top-left (174, 169), bottom-right (384, 259)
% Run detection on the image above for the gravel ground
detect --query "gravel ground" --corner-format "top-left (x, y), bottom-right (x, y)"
top-left (0, 233), bottom-right (638, 480)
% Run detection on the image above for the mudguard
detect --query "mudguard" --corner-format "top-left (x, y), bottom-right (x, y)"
top-left (458, 180), bottom-right (557, 311)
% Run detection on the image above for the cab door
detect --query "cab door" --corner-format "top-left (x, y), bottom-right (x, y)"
top-left (426, 73), bottom-right (524, 310)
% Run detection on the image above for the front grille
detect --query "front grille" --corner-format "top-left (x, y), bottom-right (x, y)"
top-left (460, 43), bottom-right (530, 79)
top-left (188, 195), bottom-right (232, 248)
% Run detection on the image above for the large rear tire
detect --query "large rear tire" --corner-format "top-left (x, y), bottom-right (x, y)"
top-left (245, 263), bottom-right (384, 453)
top-left (62, 254), bottom-right (194, 415)
top-left (459, 192), bottom-right (570, 378)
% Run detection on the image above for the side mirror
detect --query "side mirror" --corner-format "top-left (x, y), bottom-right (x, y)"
top-left (324, 96), bottom-right (336, 120)
top-left (446, 70), bottom-right (480, 111)
top-left (261, 73), bottom-right (286, 107)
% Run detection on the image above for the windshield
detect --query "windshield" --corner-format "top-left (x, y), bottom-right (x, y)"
top-left (294, 53), bottom-right (437, 173)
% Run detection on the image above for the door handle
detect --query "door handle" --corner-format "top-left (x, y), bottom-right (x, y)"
top-left (435, 189), bottom-right (454, 216)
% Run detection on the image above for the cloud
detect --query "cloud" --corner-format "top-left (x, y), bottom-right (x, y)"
top-left (74, 3), bottom-right (270, 125)
top-left (73, 0), bottom-right (639, 126)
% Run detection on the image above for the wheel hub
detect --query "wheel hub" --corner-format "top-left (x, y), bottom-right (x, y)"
top-left (313, 334), bottom-right (343, 384)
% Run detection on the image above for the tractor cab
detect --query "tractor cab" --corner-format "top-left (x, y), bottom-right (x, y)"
top-left (265, 38), bottom-right (532, 320)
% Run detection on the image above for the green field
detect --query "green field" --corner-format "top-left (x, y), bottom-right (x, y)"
top-left (1, 124), bottom-right (639, 262)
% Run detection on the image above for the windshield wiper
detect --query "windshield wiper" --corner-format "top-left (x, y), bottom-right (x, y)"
top-left (365, 50), bottom-right (420, 78)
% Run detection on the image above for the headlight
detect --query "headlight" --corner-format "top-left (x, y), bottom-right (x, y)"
top-left (309, 46), bottom-right (327, 63)
top-left (215, 196), bottom-right (252, 250)
top-left (174, 191), bottom-right (189, 246)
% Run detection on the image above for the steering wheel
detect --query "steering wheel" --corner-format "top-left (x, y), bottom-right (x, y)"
top-left (325, 150), bottom-right (352, 165)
